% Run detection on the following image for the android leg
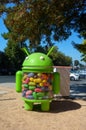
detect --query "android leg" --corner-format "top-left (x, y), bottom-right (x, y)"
top-left (24, 101), bottom-right (33, 111)
top-left (41, 101), bottom-right (50, 111)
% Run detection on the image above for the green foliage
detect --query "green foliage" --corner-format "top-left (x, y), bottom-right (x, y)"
top-left (0, 44), bottom-right (72, 70)
top-left (74, 60), bottom-right (79, 66)
top-left (50, 47), bottom-right (72, 66)
top-left (0, 0), bottom-right (86, 47)
top-left (4, 40), bottom-right (26, 70)
top-left (0, 0), bottom-right (85, 65)
top-left (73, 40), bottom-right (86, 62)
top-left (0, 51), bottom-right (9, 69)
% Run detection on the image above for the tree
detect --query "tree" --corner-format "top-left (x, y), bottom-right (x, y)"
top-left (73, 40), bottom-right (86, 62)
top-left (48, 46), bottom-right (72, 66)
top-left (34, 45), bottom-right (72, 66)
top-left (0, 0), bottom-right (85, 67)
top-left (74, 60), bottom-right (79, 66)
top-left (0, 0), bottom-right (85, 47)
top-left (4, 40), bottom-right (26, 70)
top-left (0, 51), bottom-right (9, 69)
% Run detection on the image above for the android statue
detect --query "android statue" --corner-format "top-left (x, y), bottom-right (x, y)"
top-left (16, 46), bottom-right (60, 111)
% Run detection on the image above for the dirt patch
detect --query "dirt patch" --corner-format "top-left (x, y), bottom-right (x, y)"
top-left (0, 86), bottom-right (86, 130)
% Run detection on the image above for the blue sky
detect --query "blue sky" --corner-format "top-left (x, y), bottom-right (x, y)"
top-left (0, 18), bottom-right (84, 64)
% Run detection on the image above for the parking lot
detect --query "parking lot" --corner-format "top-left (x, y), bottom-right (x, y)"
top-left (0, 76), bottom-right (86, 99)
top-left (70, 78), bottom-right (86, 99)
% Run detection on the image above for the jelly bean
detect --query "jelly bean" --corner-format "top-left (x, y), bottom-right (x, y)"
top-left (39, 82), bottom-right (43, 87)
top-left (34, 78), bottom-right (42, 83)
top-left (29, 82), bottom-right (36, 86)
top-left (26, 95), bottom-right (34, 99)
top-left (30, 77), bottom-right (34, 82)
top-left (33, 92), bottom-right (37, 99)
top-left (22, 87), bottom-right (28, 91)
top-left (22, 78), bottom-right (30, 84)
top-left (22, 91), bottom-right (26, 97)
top-left (41, 87), bottom-right (45, 92)
top-left (29, 86), bottom-right (36, 90)
top-left (23, 84), bottom-right (29, 88)
top-left (36, 92), bottom-right (45, 97)
top-left (36, 84), bottom-right (40, 88)
top-left (41, 86), bottom-right (49, 92)
top-left (26, 90), bottom-right (33, 95)
top-left (24, 77), bottom-right (30, 84)
top-left (34, 74), bottom-right (37, 78)
top-left (42, 79), bottom-right (47, 83)
top-left (43, 82), bottom-right (50, 87)
top-left (28, 73), bottom-right (34, 77)
top-left (35, 88), bottom-right (42, 92)
top-left (41, 74), bottom-right (48, 80)
top-left (23, 74), bottom-right (28, 80)
top-left (37, 73), bottom-right (42, 77)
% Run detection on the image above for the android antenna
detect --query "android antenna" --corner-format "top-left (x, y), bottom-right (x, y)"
top-left (21, 47), bottom-right (30, 56)
top-left (47, 46), bottom-right (55, 56)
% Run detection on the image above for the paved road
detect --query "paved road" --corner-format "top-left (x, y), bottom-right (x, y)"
top-left (70, 79), bottom-right (86, 99)
top-left (0, 76), bottom-right (86, 99)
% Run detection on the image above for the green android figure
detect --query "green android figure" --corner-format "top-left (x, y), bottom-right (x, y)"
top-left (16, 46), bottom-right (60, 111)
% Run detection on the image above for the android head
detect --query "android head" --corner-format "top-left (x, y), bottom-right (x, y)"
top-left (22, 47), bottom-right (55, 73)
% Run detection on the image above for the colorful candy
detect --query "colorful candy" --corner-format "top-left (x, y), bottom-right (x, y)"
top-left (26, 90), bottom-right (33, 95)
top-left (22, 72), bottom-right (53, 100)
top-left (29, 86), bottom-right (36, 90)
top-left (35, 88), bottom-right (42, 92)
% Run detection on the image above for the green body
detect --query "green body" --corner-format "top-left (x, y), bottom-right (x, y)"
top-left (16, 47), bottom-right (60, 111)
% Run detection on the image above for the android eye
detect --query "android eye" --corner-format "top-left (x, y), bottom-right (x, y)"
top-left (25, 56), bottom-right (29, 60)
top-left (40, 56), bottom-right (45, 60)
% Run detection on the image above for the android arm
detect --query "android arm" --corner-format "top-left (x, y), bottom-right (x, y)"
top-left (16, 70), bottom-right (23, 92)
top-left (53, 72), bottom-right (60, 94)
